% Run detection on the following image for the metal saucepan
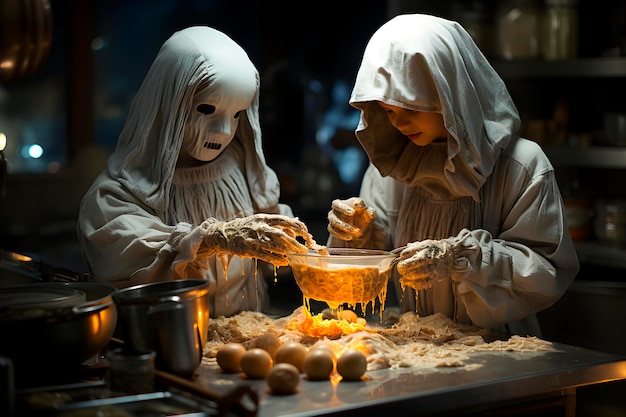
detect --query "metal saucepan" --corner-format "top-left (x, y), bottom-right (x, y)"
top-left (112, 279), bottom-right (210, 377)
top-left (0, 281), bottom-right (118, 388)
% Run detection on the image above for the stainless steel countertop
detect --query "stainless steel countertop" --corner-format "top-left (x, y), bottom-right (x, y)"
top-left (193, 342), bottom-right (626, 417)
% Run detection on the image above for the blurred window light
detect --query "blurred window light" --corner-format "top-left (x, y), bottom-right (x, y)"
top-left (23, 144), bottom-right (44, 159)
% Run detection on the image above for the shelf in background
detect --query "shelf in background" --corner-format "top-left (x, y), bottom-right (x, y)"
top-left (492, 58), bottom-right (626, 79)
top-left (575, 241), bottom-right (626, 270)
top-left (544, 146), bottom-right (626, 168)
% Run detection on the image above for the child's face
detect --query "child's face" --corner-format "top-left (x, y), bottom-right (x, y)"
top-left (378, 102), bottom-right (448, 146)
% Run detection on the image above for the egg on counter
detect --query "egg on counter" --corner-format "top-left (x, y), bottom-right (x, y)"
top-left (266, 363), bottom-right (301, 395)
top-left (339, 309), bottom-right (359, 323)
top-left (240, 348), bottom-right (273, 379)
top-left (337, 349), bottom-right (367, 381)
top-left (247, 333), bottom-right (281, 359)
top-left (303, 348), bottom-right (335, 381)
top-left (321, 308), bottom-right (366, 326)
top-left (216, 343), bottom-right (247, 373)
top-left (274, 342), bottom-right (308, 372)
top-left (308, 341), bottom-right (336, 359)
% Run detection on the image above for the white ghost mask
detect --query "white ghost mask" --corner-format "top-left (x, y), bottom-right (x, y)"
top-left (182, 65), bottom-right (256, 162)
top-left (105, 26), bottom-right (278, 214)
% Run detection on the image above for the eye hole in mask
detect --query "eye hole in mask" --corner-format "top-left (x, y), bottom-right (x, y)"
top-left (196, 104), bottom-right (242, 120)
top-left (197, 104), bottom-right (216, 115)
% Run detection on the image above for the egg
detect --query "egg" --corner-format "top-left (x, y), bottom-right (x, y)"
top-left (266, 363), bottom-right (301, 395)
top-left (337, 349), bottom-right (367, 381)
top-left (274, 342), bottom-right (308, 372)
top-left (303, 348), bottom-right (335, 381)
top-left (309, 341), bottom-right (336, 358)
top-left (216, 343), bottom-right (246, 373)
top-left (321, 308), bottom-right (337, 320)
top-left (240, 348), bottom-right (273, 379)
top-left (340, 309), bottom-right (358, 323)
top-left (249, 333), bottom-right (281, 359)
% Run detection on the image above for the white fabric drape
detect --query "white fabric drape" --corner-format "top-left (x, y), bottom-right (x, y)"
top-left (78, 27), bottom-right (289, 317)
top-left (328, 14), bottom-right (579, 335)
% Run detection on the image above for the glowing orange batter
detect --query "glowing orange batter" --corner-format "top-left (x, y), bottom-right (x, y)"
top-left (290, 263), bottom-right (390, 312)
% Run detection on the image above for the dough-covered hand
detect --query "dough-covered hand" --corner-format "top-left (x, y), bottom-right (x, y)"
top-left (327, 197), bottom-right (376, 241)
top-left (397, 238), bottom-right (454, 291)
top-left (203, 214), bottom-right (313, 267)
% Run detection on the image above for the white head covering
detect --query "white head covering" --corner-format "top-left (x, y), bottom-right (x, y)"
top-left (107, 26), bottom-right (279, 218)
top-left (350, 14), bottom-right (521, 201)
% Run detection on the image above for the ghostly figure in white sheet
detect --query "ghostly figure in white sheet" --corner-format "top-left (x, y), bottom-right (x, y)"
top-left (78, 27), bottom-right (312, 317)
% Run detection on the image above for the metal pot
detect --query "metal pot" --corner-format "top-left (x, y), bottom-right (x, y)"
top-left (112, 279), bottom-right (210, 377)
top-left (0, 281), bottom-right (118, 387)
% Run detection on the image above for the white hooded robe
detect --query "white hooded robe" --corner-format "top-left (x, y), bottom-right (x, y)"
top-left (78, 27), bottom-right (291, 317)
top-left (328, 14), bottom-right (579, 335)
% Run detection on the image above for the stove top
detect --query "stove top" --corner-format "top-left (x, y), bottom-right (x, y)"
top-left (3, 352), bottom-right (254, 417)
top-left (0, 252), bottom-right (259, 417)
top-left (13, 380), bottom-right (222, 417)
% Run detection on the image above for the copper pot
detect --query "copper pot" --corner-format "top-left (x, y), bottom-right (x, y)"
top-left (0, 0), bottom-right (53, 83)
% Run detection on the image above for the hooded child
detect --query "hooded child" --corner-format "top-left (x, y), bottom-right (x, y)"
top-left (327, 14), bottom-right (579, 335)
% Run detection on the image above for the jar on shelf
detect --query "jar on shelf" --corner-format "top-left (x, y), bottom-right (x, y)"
top-left (496, 0), bottom-right (542, 60)
top-left (593, 199), bottom-right (626, 248)
top-left (542, 0), bottom-right (579, 60)
top-left (450, 1), bottom-right (495, 57)
top-left (562, 179), bottom-right (593, 241)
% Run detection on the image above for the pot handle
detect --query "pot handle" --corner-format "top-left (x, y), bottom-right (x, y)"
top-left (147, 298), bottom-right (202, 377)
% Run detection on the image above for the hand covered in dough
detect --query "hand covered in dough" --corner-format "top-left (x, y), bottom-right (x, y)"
top-left (396, 238), bottom-right (454, 291)
top-left (203, 214), bottom-right (313, 267)
top-left (327, 197), bottom-right (376, 241)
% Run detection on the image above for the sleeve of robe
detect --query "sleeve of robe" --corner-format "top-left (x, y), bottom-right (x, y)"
top-left (77, 171), bottom-right (292, 289)
top-left (447, 140), bottom-right (580, 329)
top-left (328, 142), bottom-right (580, 330)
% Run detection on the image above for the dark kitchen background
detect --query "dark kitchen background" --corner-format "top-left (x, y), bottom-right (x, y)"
top-left (1, 0), bottom-right (626, 414)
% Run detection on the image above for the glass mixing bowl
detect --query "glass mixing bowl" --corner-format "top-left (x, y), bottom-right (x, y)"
top-left (287, 248), bottom-right (396, 309)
